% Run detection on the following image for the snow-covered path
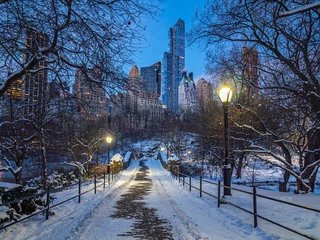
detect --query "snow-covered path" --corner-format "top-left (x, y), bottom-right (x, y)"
top-left (2, 159), bottom-right (318, 239)
top-left (67, 160), bottom-right (278, 240)
top-left (147, 160), bottom-right (277, 240)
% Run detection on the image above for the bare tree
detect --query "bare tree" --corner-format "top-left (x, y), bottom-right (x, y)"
top-left (190, 0), bottom-right (320, 192)
top-left (0, 103), bottom-right (38, 184)
top-left (0, 0), bottom-right (160, 98)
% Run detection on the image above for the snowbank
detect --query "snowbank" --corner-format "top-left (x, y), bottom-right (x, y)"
top-left (124, 152), bottom-right (132, 163)
top-left (111, 154), bottom-right (123, 163)
top-left (167, 154), bottom-right (179, 162)
top-left (0, 182), bottom-right (20, 189)
top-left (159, 151), bottom-right (168, 163)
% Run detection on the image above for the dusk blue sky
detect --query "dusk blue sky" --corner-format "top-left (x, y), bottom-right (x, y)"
top-left (133, 0), bottom-right (207, 80)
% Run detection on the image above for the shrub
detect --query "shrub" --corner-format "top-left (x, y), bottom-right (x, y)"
top-left (0, 186), bottom-right (55, 227)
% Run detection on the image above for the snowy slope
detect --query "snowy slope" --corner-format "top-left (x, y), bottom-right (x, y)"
top-left (147, 160), bottom-right (278, 240)
top-left (1, 159), bottom-right (319, 240)
top-left (149, 160), bottom-right (320, 239)
top-left (0, 160), bottom-right (140, 240)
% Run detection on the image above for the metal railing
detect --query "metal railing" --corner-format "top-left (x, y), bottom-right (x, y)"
top-left (171, 167), bottom-right (319, 240)
top-left (0, 170), bottom-right (121, 231)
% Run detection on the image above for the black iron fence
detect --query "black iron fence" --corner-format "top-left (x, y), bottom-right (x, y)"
top-left (170, 167), bottom-right (319, 240)
top-left (0, 170), bottom-right (121, 231)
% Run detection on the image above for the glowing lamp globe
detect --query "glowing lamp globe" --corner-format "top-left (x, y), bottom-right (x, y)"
top-left (106, 136), bottom-right (113, 144)
top-left (218, 87), bottom-right (233, 103)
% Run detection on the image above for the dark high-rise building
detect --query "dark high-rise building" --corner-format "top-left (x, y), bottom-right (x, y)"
top-left (73, 67), bottom-right (108, 119)
top-left (6, 73), bottom-right (23, 102)
top-left (22, 29), bottom-right (49, 117)
top-left (197, 78), bottom-right (213, 108)
top-left (161, 19), bottom-right (185, 112)
top-left (242, 46), bottom-right (258, 99)
top-left (140, 62), bottom-right (161, 95)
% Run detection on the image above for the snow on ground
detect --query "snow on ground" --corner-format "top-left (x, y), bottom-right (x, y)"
top-left (67, 159), bottom-right (277, 240)
top-left (0, 182), bottom-right (20, 189)
top-left (147, 160), bottom-right (277, 239)
top-left (111, 153), bottom-right (123, 163)
top-left (1, 158), bottom-right (319, 240)
top-left (123, 152), bottom-right (132, 163)
top-left (165, 165), bottom-right (320, 239)
top-left (159, 151), bottom-right (167, 163)
top-left (0, 160), bottom-right (140, 240)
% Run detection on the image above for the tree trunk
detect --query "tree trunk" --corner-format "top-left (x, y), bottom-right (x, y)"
top-left (279, 170), bottom-right (290, 192)
top-left (277, 142), bottom-right (292, 192)
top-left (41, 127), bottom-right (47, 190)
top-left (298, 128), bottom-right (320, 192)
top-left (15, 170), bottom-right (23, 185)
top-left (15, 154), bottom-right (24, 184)
top-left (236, 153), bottom-right (245, 179)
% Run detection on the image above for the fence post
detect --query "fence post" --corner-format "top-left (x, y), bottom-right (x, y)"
top-left (183, 175), bottom-right (185, 186)
top-left (94, 175), bottom-right (97, 194)
top-left (46, 186), bottom-right (50, 220)
top-left (200, 175), bottom-right (202, 198)
top-left (78, 178), bottom-right (81, 203)
top-left (218, 180), bottom-right (221, 208)
top-left (189, 175), bottom-right (192, 191)
top-left (253, 186), bottom-right (258, 228)
top-left (112, 171), bottom-right (114, 181)
top-left (103, 172), bottom-right (106, 189)
top-left (178, 166), bottom-right (180, 183)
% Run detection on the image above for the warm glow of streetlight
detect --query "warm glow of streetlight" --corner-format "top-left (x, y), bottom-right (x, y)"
top-left (106, 136), bottom-right (113, 144)
top-left (218, 87), bottom-right (233, 103)
top-left (187, 151), bottom-right (191, 154)
top-left (160, 147), bottom-right (165, 151)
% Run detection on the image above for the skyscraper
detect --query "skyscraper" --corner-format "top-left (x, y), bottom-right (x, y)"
top-left (197, 78), bottom-right (213, 108)
top-left (140, 62), bottom-right (161, 95)
top-left (22, 29), bottom-right (49, 118)
top-left (242, 46), bottom-right (258, 100)
top-left (178, 71), bottom-right (198, 114)
top-left (73, 67), bottom-right (108, 119)
top-left (161, 19), bottom-right (185, 112)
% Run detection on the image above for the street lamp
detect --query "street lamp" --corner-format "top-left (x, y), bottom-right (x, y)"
top-left (187, 151), bottom-right (191, 160)
top-left (160, 146), bottom-right (169, 158)
top-left (218, 86), bottom-right (233, 196)
top-left (106, 136), bottom-right (113, 183)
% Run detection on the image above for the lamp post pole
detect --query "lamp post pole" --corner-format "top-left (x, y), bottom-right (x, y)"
top-left (106, 136), bottom-right (113, 184)
top-left (223, 102), bottom-right (231, 196)
top-left (107, 143), bottom-right (110, 184)
top-left (218, 86), bottom-right (233, 196)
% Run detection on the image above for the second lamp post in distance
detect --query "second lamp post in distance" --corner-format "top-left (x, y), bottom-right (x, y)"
top-left (106, 136), bottom-right (113, 184)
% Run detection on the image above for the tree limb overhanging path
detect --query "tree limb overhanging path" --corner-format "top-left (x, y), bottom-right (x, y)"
top-left (66, 160), bottom-right (275, 240)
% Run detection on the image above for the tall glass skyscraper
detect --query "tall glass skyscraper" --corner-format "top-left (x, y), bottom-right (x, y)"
top-left (160, 19), bottom-right (185, 112)
top-left (140, 62), bottom-right (161, 95)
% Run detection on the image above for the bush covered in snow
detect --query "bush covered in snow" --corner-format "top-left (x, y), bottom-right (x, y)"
top-left (26, 171), bottom-right (77, 190)
top-left (0, 186), bottom-right (54, 227)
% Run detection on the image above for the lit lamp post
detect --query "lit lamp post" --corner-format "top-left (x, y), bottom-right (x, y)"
top-left (187, 151), bottom-right (191, 160)
top-left (218, 86), bottom-right (233, 196)
top-left (106, 136), bottom-right (113, 183)
top-left (160, 146), bottom-right (169, 158)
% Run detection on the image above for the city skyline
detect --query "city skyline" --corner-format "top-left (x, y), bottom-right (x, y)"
top-left (134, 0), bottom-right (207, 81)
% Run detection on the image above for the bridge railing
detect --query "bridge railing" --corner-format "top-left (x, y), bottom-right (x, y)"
top-left (170, 166), bottom-right (319, 240)
top-left (0, 170), bottom-right (121, 231)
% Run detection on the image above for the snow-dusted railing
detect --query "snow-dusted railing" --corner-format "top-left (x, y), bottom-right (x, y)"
top-left (0, 170), bottom-right (122, 231)
top-left (170, 166), bottom-right (319, 240)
